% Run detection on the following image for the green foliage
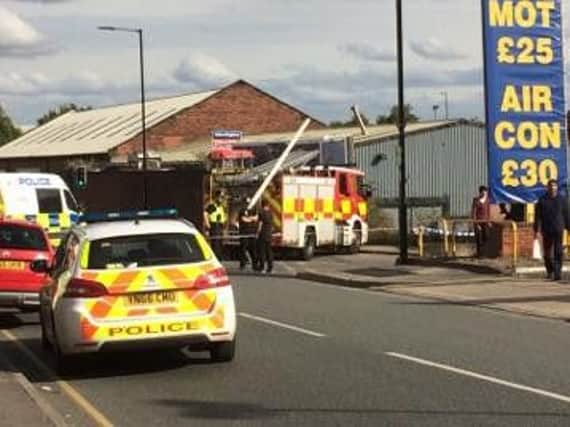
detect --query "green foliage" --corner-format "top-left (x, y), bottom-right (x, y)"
top-left (376, 104), bottom-right (419, 125)
top-left (329, 113), bottom-right (371, 128)
top-left (329, 104), bottom-right (420, 128)
top-left (37, 103), bottom-right (92, 126)
top-left (0, 105), bottom-right (22, 146)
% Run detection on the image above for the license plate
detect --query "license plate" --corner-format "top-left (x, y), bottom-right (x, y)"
top-left (127, 291), bottom-right (178, 306)
top-left (0, 261), bottom-right (26, 270)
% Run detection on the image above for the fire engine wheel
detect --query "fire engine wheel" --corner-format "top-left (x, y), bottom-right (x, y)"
top-left (210, 340), bottom-right (236, 363)
top-left (301, 232), bottom-right (316, 260)
top-left (350, 227), bottom-right (362, 254)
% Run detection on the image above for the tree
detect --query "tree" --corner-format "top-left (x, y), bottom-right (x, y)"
top-left (36, 103), bottom-right (92, 126)
top-left (329, 113), bottom-right (371, 128)
top-left (0, 105), bottom-right (21, 146)
top-left (376, 104), bottom-right (419, 125)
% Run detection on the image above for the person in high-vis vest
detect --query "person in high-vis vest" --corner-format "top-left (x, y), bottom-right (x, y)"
top-left (204, 190), bottom-right (227, 260)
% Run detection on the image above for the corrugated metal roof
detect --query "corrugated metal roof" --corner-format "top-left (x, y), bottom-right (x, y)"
top-left (152, 120), bottom-right (460, 164)
top-left (0, 89), bottom-right (220, 159)
top-left (240, 120), bottom-right (458, 145)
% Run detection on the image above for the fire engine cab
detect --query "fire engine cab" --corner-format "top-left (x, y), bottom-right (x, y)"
top-left (262, 166), bottom-right (369, 259)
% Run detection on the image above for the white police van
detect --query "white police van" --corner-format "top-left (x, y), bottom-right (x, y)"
top-left (0, 173), bottom-right (79, 246)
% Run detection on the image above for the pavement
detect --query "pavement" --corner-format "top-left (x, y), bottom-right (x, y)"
top-left (0, 334), bottom-right (64, 427)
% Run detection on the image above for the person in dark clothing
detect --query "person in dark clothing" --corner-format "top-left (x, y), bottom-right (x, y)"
top-left (471, 185), bottom-right (491, 257)
top-left (238, 197), bottom-right (258, 271)
top-left (256, 200), bottom-right (274, 274)
top-left (534, 180), bottom-right (570, 281)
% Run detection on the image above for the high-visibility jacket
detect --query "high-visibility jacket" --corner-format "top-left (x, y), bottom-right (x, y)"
top-left (206, 202), bottom-right (227, 225)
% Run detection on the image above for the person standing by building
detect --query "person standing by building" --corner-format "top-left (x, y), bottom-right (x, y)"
top-left (204, 190), bottom-right (227, 260)
top-left (534, 180), bottom-right (570, 281)
top-left (256, 200), bottom-right (274, 274)
top-left (471, 185), bottom-right (491, 257)
top-left (238, 197), bottom-right (258, 271)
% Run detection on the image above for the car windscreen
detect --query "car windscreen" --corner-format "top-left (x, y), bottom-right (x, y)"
top-left (0, 224), bottom-right (48, 251)
top-left (87, 233), bottom-right (207, 270)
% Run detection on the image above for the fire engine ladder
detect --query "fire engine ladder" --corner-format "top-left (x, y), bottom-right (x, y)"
top-left (218, 149), bottom-right (320, 186)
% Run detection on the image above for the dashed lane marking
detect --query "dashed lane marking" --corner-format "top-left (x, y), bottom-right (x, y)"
top-left (238, 312), bottom-right (326, 338)
top-left (386, 351), bottom-right (570, 404)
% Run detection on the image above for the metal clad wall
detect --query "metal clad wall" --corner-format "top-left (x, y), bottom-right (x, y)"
top-left (355, 123), bottom-right (486, 217)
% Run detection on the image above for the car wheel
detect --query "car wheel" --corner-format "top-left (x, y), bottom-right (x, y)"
top-left (53, 332), bottom-right (78, 375)
top-left (210, 340), bottom-right (235, 363)
top-left (39, 312), bottom-right (51, 350)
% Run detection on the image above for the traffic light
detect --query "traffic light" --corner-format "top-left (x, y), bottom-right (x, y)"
top-left (76, 166), bottom-right (87, 189)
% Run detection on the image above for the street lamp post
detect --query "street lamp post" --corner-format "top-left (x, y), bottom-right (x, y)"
top-left (395, 0), bottom-right (408, 264)
top-left (98, 26), bottom-right (148, 209)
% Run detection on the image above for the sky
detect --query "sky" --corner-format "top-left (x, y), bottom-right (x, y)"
top-left (0, 0), bottom-right (568, 128)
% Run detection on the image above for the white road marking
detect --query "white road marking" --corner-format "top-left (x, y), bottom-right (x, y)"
top-left (238, 312), bottom-right (326, 338)
top-left (386, 352), bottom-right (570, 404)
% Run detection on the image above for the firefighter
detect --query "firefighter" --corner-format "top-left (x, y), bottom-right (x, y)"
top-left (204, 190), bottom-right (227, 260)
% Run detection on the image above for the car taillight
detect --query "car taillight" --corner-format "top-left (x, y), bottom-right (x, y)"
top-left (194, 267), bottom-right (230, 289)
top-left (63, 278), bottom-right (108, 298)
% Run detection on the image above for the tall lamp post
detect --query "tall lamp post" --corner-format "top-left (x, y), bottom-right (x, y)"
top-left (395, 0), bottom-right (408, 264)
top-left (98, 26), bottom-right (148, 209)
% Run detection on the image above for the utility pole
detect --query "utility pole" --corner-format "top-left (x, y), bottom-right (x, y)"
top-left (396, 0), bottom-right (408, 264)
top-left (432, 105), bottom-right (439, 121)
top-left (440, 91), bottom-right (449, 120)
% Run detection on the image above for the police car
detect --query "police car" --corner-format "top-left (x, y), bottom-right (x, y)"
top-left (37, 210), bottom-right (236, 372)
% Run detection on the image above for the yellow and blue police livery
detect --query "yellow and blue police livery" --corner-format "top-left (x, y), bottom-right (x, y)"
top-left (37, 209), bottom-right (237, 373)
top-left (0, 173), bottom-right (80, 247)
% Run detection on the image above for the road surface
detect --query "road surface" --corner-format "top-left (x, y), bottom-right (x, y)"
top-left (1, 272), bottom-right (570, 426)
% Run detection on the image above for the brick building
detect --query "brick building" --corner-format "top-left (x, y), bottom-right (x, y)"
top-left (0, 80), bottom-right (325, 172)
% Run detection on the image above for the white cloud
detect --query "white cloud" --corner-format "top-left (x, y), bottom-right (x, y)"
top-left (0, 70), bottom-right (117, 96)
top-left (173, 53), bottom-right (237, 88)
top-left (339, 42), bottom-right (395, 62)
top-left (409, 38), bottom-right (468, 61)
top-left (0, 6), bottom-right (56, 56)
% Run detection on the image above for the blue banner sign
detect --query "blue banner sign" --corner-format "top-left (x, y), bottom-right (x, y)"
top-left (482, 0), bottom-right (567, 202)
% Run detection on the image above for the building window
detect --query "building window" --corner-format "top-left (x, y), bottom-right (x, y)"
top-left (37, 189), bottom-right (62, 213)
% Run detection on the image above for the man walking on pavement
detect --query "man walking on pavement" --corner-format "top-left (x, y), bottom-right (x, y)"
top-left (471, 185), bottom-right (491, 257)
top-left (204, 190), bottom-right (227, 260)
top-left (238, 197), bottom-right (258, 271)
top-left (257, 199), bottom-right (274, 274)
top-left (534, 179), bottom-right (570, 281)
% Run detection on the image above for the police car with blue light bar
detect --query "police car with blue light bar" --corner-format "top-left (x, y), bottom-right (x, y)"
top-left (38, 209), bottom-right (236, 373)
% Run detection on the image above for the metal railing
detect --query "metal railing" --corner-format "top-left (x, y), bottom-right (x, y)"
top-left (417, 219), bottom-right (519, 270)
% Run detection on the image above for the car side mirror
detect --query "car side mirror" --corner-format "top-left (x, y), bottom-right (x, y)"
top-left (30, 259), bottom-right (50, 274)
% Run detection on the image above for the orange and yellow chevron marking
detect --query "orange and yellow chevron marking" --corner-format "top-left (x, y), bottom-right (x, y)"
top-left (79, 263), bottom-right (220, 324)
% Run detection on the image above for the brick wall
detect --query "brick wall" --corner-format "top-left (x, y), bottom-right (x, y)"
top-left (501, 223), bottom-right (534, 258)
top-left (113, 81), bottom-right (324, 156)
